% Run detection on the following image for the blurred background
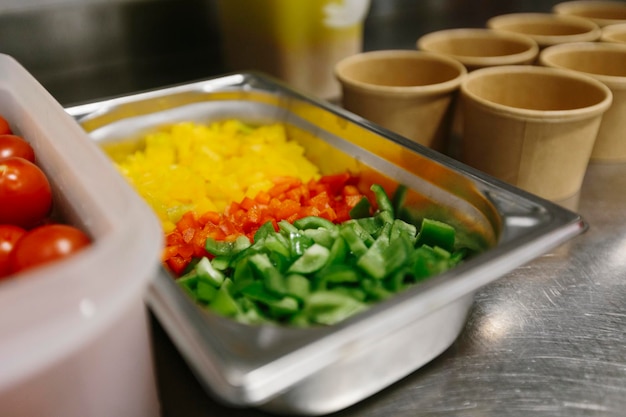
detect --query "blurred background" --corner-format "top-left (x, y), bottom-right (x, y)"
top-left (1, 0), bottom-right (565, 106)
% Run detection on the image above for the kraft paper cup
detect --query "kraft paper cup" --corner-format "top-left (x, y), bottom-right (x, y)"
top-left (601, 23), bottom-right (626, 43)
top-left (487, 13), bottom-right (602, 49)
top-left (554, 1), bottom-right (626, 27)
top-left (460, 65), bottom-right (612, 201)
top-left (334, 50), bottom-right (466, 152)
top-left (539, 42), bottom-right (626, 163)
top-left (417, 28), bottom-right (539, 71)
top-left (417, 29), bottom-right (539, 145)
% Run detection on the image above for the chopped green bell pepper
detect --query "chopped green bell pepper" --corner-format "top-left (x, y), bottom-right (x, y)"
top-left (176, 182), bottom-right (473, 327)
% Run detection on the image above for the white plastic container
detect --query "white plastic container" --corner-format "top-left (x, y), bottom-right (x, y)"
top-left (0, 54), bottom-right (163, 416)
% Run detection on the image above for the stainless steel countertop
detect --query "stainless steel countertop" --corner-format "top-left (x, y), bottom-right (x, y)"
top-left (153, 158), bottom-right (626, 417)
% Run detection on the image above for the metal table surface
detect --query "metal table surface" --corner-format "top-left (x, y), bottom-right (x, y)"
top-left (153, 162), bottom-right (626, 417)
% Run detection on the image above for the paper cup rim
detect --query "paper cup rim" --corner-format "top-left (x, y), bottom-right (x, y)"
top-left (416, 28), bottom-right (539, 68)
top-left (461, 65), bottom-right (613, 121)
top-left (487, 12), bottom-right (602, 46)
top-left (553, 1), bottom-right (626, 27)
top-left (601, 22), bottom-right (626, 42)
top-left (539, 41), bottom-right (626, 88)
top-left (334, 50), bottom-right (467, 97)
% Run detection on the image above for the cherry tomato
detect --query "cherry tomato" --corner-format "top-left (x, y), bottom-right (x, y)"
top-left (0, 135), bottom-right (36, 163)
top-left (9, 224), bottom-right (91, 273)
top-left (0, 157), bottom-right (52, 228)
top-left (0, 224), bottom-right (26, 279)
top-left (0, 116), bottom-right (11, 135)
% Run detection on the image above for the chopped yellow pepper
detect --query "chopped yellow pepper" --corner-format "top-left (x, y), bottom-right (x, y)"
top-left (107, 120), bottom-right (320, 232)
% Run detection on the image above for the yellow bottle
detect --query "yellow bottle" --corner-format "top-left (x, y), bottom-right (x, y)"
top-left (217, 0), bottom-right (371, 100)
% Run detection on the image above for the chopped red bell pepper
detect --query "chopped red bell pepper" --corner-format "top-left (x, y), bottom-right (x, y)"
top-left (162, 173), bottom-right (367, 276)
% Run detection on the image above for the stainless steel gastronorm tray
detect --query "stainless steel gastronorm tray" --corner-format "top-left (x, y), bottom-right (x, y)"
top-left (66, 72), bottom-right (586, 416)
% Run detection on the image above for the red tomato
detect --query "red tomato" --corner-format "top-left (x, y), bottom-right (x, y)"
top-left (0, 116), bottom-right (11, 135)
top-left (9, 224), bottom-right (91, 273)
top-left (0, 157), bottom-right (52, 228)
top-left (0, 135), bottom-right (36, 163)
top-left (0, 224), bottom-right (26, 279)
